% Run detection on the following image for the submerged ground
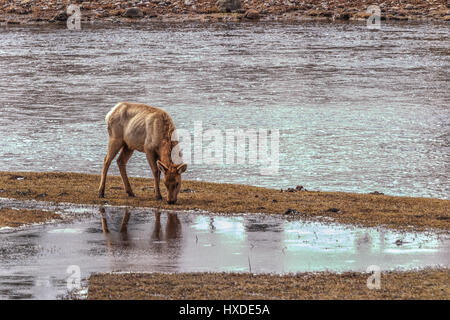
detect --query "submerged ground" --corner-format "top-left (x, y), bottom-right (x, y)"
top-left (1, 171), bottom-right (448, 231)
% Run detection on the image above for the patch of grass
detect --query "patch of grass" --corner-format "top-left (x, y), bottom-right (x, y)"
top-left (88, 270), bottom-right (450, 300)
top-left (0, 207), bottom-right (61, 228)
top-left (0, 171), bottom-right (449, 231)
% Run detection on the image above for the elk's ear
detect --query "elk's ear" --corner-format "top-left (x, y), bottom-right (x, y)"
top-left (156, 160), bottom-right (168, 174)
top-left (177, 163), bottom-right (187, 174)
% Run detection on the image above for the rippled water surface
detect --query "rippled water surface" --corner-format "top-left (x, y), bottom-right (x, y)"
top-left (0, 198), bottom-right (448, 299)
top-left (0, 22), bottom-right (449, 198)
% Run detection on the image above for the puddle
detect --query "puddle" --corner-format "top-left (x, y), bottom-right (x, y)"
top-left (0, 198), bottom-right (449, 299)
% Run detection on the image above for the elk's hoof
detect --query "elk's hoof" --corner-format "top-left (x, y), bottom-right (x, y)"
top-left (156, 195), bottom-right (162, 201)
top-left (98, 192), bottom-right (105, 198)
top-left (127, 191), bottom-right (136, 197)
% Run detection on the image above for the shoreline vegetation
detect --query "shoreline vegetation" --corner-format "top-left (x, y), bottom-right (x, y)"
top-left (88, 270), bottom-right (450, 299)
top-left (0, 0), bottom-right (449, 25)
top-left (0, 171), bottom-right (449, 231)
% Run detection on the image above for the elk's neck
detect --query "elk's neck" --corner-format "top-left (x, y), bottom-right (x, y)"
top-left (159, 143), bottom-right (172, 166)
top-left (158, 124), bottom-right (177, 166)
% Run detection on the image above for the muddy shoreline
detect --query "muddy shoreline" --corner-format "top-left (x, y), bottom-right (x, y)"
top-left (1, 0), bottom-right (449, 25)
top-left (0, 207), bottom-right (60, 228)
top-left (1, 171), bottom-right (449, 231)
top-left (88, 270), bottom-right (450, 299)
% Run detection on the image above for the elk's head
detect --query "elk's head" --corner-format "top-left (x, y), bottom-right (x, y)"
top-left (156, 160), bottom-right (187, 204)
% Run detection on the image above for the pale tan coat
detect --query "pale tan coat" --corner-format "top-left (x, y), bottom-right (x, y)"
top-left (98, 102), bottom-right (187, 204)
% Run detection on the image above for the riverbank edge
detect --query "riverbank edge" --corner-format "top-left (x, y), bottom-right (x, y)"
top-left (1, 11), bottom-right (450, 26)
top-left (2, 0), bottom-right (450, 26)
top-left (87, 269), bottom-right (450, 299)
top-left (0, 207), bottom-right (61, 228)
top-left (1, 171), bottom-right (449, 231)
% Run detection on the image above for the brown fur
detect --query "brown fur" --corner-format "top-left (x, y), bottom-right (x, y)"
top-left (98, 102), bottom-right (187, 204)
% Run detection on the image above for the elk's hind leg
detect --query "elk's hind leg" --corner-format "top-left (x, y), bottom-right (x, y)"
top-left (98, 138), bottom-right (123, 198)
top-left (117, 145), bottom-right (135, 197)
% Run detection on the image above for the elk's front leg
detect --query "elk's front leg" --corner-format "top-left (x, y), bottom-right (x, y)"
top-left (117, 146), bottom-right (135, 197)
top-left (145, 150), bottom-right (162, 200)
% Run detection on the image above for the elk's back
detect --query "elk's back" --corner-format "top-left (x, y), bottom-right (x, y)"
top-left (105, 102), bottom-right (174, 153)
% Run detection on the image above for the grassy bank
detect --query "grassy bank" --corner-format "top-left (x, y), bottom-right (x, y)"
top-left (0, 207), bottom-right (61, 228)
top-left (0, 171), bottom-right (449, 231)
top-left (88, 270), bottom-right (450, 299)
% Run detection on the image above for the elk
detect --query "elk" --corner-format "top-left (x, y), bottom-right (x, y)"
top-left (98, 102), bottom-right (187, 204)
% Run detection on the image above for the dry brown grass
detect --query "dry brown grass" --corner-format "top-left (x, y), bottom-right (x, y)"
top-left (0, 207), bottom-right (61, 228)
top-left (0, 171), bottom-right (449, 231)
top-left (88, 270), bottom-right (450, 300)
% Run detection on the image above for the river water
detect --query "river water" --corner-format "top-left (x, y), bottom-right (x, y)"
top-left (0, 22), bottom-right (449, 199)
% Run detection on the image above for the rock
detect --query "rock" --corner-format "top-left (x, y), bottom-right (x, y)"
top-left (284, 208), bottom-right (300, 215)
top-left (341, 12), bottom-right (351, 20)
top-left (390, 15), bottom-right (408, 20)
top-left (52, 11), bottom-right (68, 21)
top-left (16, 189), bottom-right (33, 196)
top-left (295, 185), bottom-right (304, 191)
top-left (9, 175), bottom-right (25, 180)
top-left (215, 0), bottom-right (242, 13)
top-left (306, 9), bottom-right (320, 16)
top-left (123, 7), bottom-right (143, 18)
top-left (244, 9), bottom-right (260, 19)
top-left (356, 11), bottom-right (372, 19)
top-left (326, 207), bottom-right (340, 213)
top-left (369, 191), bottom-right (384, 195)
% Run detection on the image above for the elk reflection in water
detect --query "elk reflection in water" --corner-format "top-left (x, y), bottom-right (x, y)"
top-left (98, 207), bottom-right (182, 251)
